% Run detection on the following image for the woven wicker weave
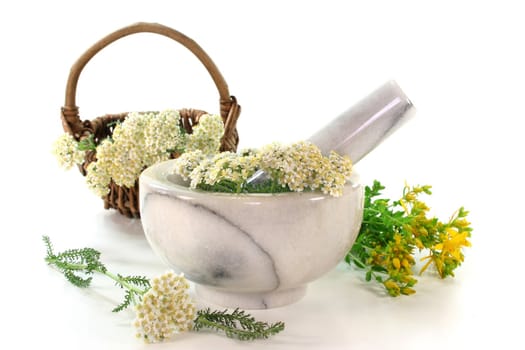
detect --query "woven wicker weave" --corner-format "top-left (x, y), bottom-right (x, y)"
top-left (60, 22), bottom-right (241, 218)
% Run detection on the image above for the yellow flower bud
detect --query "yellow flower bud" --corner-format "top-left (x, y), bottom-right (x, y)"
top-left (401, 258), bottom-right (411, 269)
top-left (446, 227), bottom-right (459, 236)
top-left (405, 192), bottom-right (416, 201)
top-left (383, 280), bottom-right (401, 296)
top-left (394, 234), bottom-right (402, 245)
top-left (383, 280), bottom-right (400, 291)
top-left (392, 258), bottom-right (401, 270)
top-left (401, 287), bottom-right (416, 295)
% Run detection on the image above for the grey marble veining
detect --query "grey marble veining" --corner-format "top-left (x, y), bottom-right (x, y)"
top-left (139, 160), bottom-right (364, 309)
top-left (141, 193), bottom-right (280, 291)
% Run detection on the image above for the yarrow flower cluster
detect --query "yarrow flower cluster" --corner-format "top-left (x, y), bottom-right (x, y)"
top-left (186, 113), bottom-right (225, 155)
top-left (172, 150), bottom-right (208, 181)
top-left (86, 110), bottom-right (185, 195)
top-left (190, 150), bottom-right (261, 191)
top-left (259, 141), bottom-right (352, 196)
top-left (52, 133), bottom-right (85, 169)
top-left (173, 141), bottom-right (352, 197)
top-left (52, 110), bottom-right (224, 197)
top-left (134, 272), bottom-right (195, 343)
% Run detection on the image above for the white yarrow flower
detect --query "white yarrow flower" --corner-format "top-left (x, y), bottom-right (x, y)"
top-left (133, 272), bottom-right (195, 343)
top-left (82, 109), bottom-right (217, 195)
top-left (186, 114), bottom-right (224, 155)
top-left (174, 140), bottom-right (352, 196)
top-left (52, 133), bottom-right (85, 169)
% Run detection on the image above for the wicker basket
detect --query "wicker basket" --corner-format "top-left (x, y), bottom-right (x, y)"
top-left (60, 22), bottom-right (241, 218)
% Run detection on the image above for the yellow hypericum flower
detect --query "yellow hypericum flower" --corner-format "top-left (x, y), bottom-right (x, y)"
top-left (435, 229), bottom-right (471, 260)
top-left (346, 180), bottom-right (472, 296)
top-left (420, 227), bottom-right (471, 277)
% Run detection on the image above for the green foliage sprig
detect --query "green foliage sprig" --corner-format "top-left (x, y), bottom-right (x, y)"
top-left (77, 134), bottom-right (97, 151)
top-left (194, 308), bottom-right (285, 340)
top-left (43, 236), bottom-right (284, 343)
top-left (345, 180), bottom-right (472, 296)
top-left (43, 235), bottom-right (149, 312)
top-left (197, 178), bottom-right (293, 194)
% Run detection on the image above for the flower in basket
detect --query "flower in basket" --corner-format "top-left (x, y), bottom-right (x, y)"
top-left (52, 110), bottom-right (224, 197)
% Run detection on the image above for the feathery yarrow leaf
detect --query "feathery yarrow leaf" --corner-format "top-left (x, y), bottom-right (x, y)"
top-left (194, 308), bottom-right (285, 340)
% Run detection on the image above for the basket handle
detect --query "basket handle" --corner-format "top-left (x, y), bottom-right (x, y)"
top-left (61, 22), bottom-right (240, 150)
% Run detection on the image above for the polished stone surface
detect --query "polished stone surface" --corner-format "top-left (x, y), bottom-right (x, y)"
top-left (140, 160), bottom-right (364, 309)
top-left (247, 80), bottom-right (415, 186)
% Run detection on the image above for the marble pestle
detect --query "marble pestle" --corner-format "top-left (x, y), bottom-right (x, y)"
top-left (247, 80), bottom-right (416, 185)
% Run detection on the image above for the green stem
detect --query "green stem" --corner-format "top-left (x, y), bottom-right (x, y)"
top-left (345, 251), bottom-right (369, 269)
top-left (45, 256), bottom-right (146, 295)
top-left (104, 270), bottom-right (146, 296)
top-left (45, 256), bottom-right (86, 270)
top-left (364, 207), bottom-right (408, 227)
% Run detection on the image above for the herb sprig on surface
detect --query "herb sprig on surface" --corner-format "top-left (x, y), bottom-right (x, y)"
top-left (43, 235), bottom-right (149, 312)
top-left (43, 236), bottom-right (284, 343)
top-left (194, 308), bottom-right (285, 340)
top-left (345, 180), bottom-right (472, 296)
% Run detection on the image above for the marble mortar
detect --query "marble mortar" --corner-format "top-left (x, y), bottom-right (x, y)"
top-left (139, 159), bottom-right (364, 309)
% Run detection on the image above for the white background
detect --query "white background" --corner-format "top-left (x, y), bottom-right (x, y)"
top-left (1, 1), bottom-right (524, 349)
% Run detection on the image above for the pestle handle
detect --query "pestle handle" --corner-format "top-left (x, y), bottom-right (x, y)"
top-left (308, 80), bottom-right (415, 163)
top-left (247, 80), bottom-right (415, 185)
